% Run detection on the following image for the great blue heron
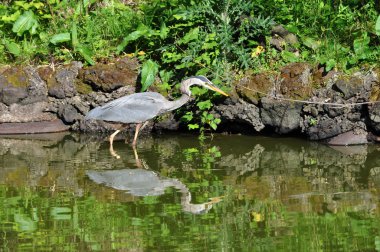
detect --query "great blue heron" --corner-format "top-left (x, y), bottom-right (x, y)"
top-left (85, 76), bottom-right (228, 147)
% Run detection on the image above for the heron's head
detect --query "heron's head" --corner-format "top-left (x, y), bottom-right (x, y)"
top-left (181, 76), bottom-right (229, 97)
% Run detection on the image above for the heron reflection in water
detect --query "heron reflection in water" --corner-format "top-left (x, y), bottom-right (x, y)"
top-left (85, 76), bottom-right (228, 157)
top-left (86, 168), bottom-right (223, 214)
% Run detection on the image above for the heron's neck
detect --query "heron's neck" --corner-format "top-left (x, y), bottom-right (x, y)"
top-left (167, 93), bottom-right (191, 111)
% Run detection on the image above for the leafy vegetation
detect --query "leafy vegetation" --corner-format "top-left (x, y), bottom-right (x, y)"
top-left (0, 0), bottom-right (379, 131)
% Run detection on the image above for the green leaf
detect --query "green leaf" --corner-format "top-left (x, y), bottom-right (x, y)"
top-left (159, 70), bottom-right (173, 84)
top-left (353, 33), bottom-right (370, 59)
top-left (209, 122), bottom-right (218, 130)
top-left (71, 22), bottom-right (78, 48)
top-left (182, 112), bottom-right (193, 122)
top-left (3, 40), bottom-right (21, 56)
top-left (281, 51), bottom-right (298, 62)
top-left (141, 59), bottom-right (159, 92)
top-left (116, 25), bottom-right (149, 53)
top-left (50, 33), bottom-right (71, 45)
top-left (302, 37), bottom-right (320, 51)
top-left (12, 10), bottom-right (39, 36)
top-left (1, 11), bottom-right (21, 23)
top-left (76, 44), bottom-right (95, 65)
top-left (376, 15), bottom-right (380, 36)
top-left (325, 58), bottom-right (336, 71)
top-left (188, 124), bottom-right (199, 130)
top-left (178, 27), bottom-right (199, 44)
top-left (197, 100), bottom-right (212, 110)
top-left (160, 22), bottom-right (169, 39)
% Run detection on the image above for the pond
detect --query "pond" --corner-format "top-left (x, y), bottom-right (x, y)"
top-left (0, 132), bottom-right (379, 251)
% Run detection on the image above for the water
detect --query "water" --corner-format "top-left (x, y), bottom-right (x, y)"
top-left (0, 132), bottom-right (379, 251)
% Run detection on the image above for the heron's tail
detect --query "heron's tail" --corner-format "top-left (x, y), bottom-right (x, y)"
top-left (84, 107), bottom-right (102, 121)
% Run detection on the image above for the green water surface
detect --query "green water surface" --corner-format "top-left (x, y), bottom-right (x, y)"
top-left (0, 132), bottom-right (379, 251)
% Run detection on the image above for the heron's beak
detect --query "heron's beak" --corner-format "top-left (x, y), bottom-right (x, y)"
top-left (207, 84), bottom-right (229, 97)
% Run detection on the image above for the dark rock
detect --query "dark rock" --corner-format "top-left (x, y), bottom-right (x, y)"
top-left (212, 98), bottom-right (264, 132)
top-left (81, 57), bottom-right (138, 92)
top-left (154, 113), bottom-right (180, 131)
top-left (58, 103), bottom-right (81, 124)
top-left (0, 119), bottom-right (68, 134)
top-left (333, 76), bottom-right (363, 99)
top-left (301, 71), bottom-right (375, 140)
top-left (47, 62), bottom-right (83, 99)
top-left (368, 72), bottom-right (380, 132)
top-left (22, 66), bottom-right (48, 104)
top-left (78, 118), bottom-right (153, 137)
top-left (369, 103), bottom-right (380, 132)
top-left (260, 97), bottom-right (302, 134)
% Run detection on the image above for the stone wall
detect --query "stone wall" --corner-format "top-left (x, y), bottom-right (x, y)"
top-left (1, 59), bottom-right (380, 145)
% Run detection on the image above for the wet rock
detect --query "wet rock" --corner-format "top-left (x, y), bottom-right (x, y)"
top-left (212, 98), bottom-right (264, 132)
top-left (81, 57), bottom-right (138, 92)
top-left (325, 129), bottom-right (370, 146)
top-left (0, 119), bottom-right (68, 134)
top-left (303, 113), bottom-right (367, 141)
top-left (47, 62), bottom-right (83, 98)
top-left (260, 97), bottom-right (302, 134)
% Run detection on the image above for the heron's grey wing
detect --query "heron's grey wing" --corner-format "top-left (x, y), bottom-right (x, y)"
top-left (86, 92), bottom-right (168, 123)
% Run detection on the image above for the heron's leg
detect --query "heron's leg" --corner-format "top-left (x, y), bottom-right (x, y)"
top-left (140, 121), bottom-right (149, 131)
top-left (110, 124), bottom-right (129, 158)
top-left (132, 123), bottom-right (142, 146)
top-left (109, 129), bottom-right (121, 145)
top-left (132, 121), bottom-right (149, 146)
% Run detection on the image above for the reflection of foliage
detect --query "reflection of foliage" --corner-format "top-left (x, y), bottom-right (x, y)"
top-left (0, 185), bottom-right (379, 251)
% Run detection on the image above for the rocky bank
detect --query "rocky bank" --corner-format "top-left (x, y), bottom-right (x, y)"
top-left (1, 57), bottom-right (380, 146)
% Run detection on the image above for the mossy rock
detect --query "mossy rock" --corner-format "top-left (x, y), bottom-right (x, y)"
top-left (236, 72), bottom-right (273, 105)
top-left (279, 62), bottom-right (313, 99)
top-left (81, 57), bottom-right (139, 92)
top-left (0, 66), bottom-right (41, 105)
top-left (370, 68), bottom-right (380, 101)
top-left (75, 81), bottom-right (93, 95)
